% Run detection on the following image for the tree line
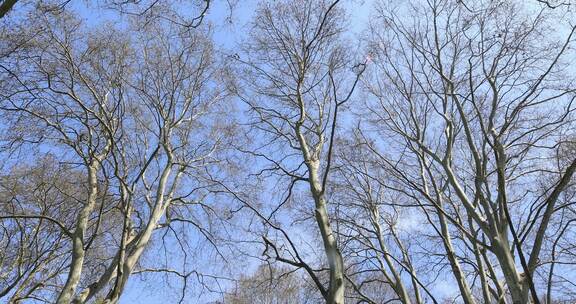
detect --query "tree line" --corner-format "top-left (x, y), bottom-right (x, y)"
top-left (0, 0), bottom-right (575, 303)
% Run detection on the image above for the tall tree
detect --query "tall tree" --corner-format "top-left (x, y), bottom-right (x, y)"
top-left (363, 0), bottom-right (576, 303)
top-left (231, 0), bottom-right (364, 303)
top-left (0, 7), bottom-right (229, 303)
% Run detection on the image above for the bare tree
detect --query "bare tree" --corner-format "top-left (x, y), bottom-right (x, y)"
top-left (334, 142), bottom-right (435, 304)
top-left (229, 0), bottom-right (365, 303)
top-left (0, 157), bottom-right (97, 302)
top-left (0, 0), bottom-right (221, 26)
top-left (362, 0), bottom-right (576, 303)
top-left (2, 0), bottom-right (576, 303)
top-left (223, 264), bottom-right (318, 304)
top-left (0, 7), bottom-right (229, 303)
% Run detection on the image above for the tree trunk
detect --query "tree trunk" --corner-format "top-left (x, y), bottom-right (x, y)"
top-left (57, 164), bottom-right (100, 304)
top-left (309, 161), bottom-right (345, 304)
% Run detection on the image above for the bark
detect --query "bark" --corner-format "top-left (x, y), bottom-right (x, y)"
top-left (491, 234), bottom-right (524, 304)
top-left (437, 210), bottom-right (477, 304)
top-left (470, 223), bottom-right (492, 304)
top-left (56, 163), bottom-right (101, 304)
top-left (309, 161), bottom-right (345, 304)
